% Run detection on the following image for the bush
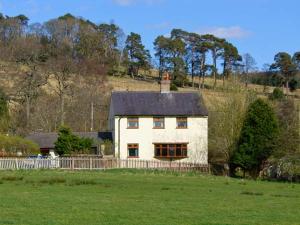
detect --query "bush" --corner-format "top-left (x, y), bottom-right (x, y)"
top-left (54, 126), bottom-right (93, 155)
top-left (170, 83), bottom-right (178, 91)
top-left (269, 87), bottom-right (284, 100)
top-left (289, 78), bottom-right (298, 92)
top-left (263, 155), bottom-right (300, 182)
top-left (0, 134), bottom-right (39, 155)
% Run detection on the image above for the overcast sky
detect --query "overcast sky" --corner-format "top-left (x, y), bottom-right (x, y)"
top-left (1, 0), bottom-right (299, 68)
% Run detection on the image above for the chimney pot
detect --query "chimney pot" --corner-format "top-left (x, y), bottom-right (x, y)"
top-left (160, 72), bottom-right (171, 93)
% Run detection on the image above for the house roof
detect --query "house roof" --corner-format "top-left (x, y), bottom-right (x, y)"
top-left (26, 132), bottom-right (112, 149)
top-left (110, 91), bottom-right (208, 116)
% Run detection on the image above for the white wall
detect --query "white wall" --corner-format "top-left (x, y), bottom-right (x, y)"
top-left (113, 116), bottom-right (208, 164)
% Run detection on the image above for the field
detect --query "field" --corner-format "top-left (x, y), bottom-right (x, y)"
top-left (0, 170), bottom-right (299, 225)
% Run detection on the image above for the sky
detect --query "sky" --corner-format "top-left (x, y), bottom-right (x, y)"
top-left (0, 0), bottom-right (299, 69)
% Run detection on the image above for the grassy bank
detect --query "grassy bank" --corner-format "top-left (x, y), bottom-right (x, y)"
top-left (0, 170), bottom-right (299, 225)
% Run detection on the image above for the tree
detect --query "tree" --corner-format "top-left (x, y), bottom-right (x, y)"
top-left (222, 42), bottom-right (241, 85)
top-left (154, 35), bottom-right (170, 79)
top-left (124, 32), bottom-right (151, 78)
top-left (209, 90), bottom-right (256, 166)
top-left (273, 99), bottom-right (300, 158)
top-left (154, 33), bottom-right (186, 85)
top-left (14, 36), bottom-right (49, 128)
top-left (231, 99), bottom-right (279, 178)
top-left (48, 55), bottom-right (77, 125)
top-left (196, 37), bottom-right (211, 89)
top-left (292, 52), bottom-right (300, 70)
top-left (242, 53), bottom-right (257, 87)
top-left (270, 52), bottom-right (297, 92)
top-left (0, 88), bottom-right (9, 132)
top-left (201, 34), bottom-right (225, 88)
top-left (54, 126), bottom-right (93, 155)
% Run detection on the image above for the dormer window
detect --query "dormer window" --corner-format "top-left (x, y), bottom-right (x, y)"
top-left (127, 117), bottom-right (139, 129)
top-left (176, 117), bottom-right (187, 129)
top-left (153, 117), bottom-right (165, 129)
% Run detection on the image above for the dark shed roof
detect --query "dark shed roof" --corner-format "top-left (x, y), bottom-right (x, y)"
top-left (26, 132), bottom-right (112, 149)
top-left (111, 91), bottom-right (208, 116)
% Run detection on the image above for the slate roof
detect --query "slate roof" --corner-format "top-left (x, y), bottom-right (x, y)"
top-left (110, 91), bottom-right (208, 116)
top-left (26, 132), bottom-right (112, 149)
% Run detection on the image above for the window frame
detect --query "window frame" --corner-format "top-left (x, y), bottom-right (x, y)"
top-left (153, 117), bottom-right (165, 129)
top-left (127, 117), bottom-right (139, 129)
top-left (127, 143), bottom-right (139, 158)
top-left (154, 143), bottom-right (188, 159)
top-left (176, 117), bottom-right (188, 129)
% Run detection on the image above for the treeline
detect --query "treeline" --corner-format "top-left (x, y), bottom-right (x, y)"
top-left (0, 12), bottom-right (299, 134)
top-left (248, 52), bottom-right (300, 91)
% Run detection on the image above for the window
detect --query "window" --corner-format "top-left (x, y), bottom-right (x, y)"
top-left (128, 144), bottom-right (139, 158)
top-left (176, 117), bottom-right (187, 128)
top-left (153, 117), bottom-right (165, 129)
top-left (154, 143), bottom-right (187, 158)
top-left (127, 117), bottom-right (139, 129)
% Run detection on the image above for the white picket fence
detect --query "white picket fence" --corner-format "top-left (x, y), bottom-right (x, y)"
top-left (0, 157), bottom-right (210, 173)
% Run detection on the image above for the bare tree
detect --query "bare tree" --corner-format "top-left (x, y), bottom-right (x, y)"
top-left (242, 53), bottom-right (257, 87)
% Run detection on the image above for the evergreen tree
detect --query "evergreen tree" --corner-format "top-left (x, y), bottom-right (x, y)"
top-left (231, 99), bottom-right (279, 178)
top-left (270, 52), bottom-right (297, 91)
top-left (54, 126), bottom-right (93, 155)
top-left (124, 32), bottom-right (151, 78)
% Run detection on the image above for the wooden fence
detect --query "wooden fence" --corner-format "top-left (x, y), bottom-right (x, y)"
top-left (0, 157), bottom-right (210, 173)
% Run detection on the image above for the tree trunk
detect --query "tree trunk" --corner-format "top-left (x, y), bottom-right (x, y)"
top-left (212, 51), bottom-right (217, 89)
top-left (191, 51), bottom-right (195, 88)
top-left (201, 72), bottom-right (205, 89)
top-left (223, 60), bottom-right (227, 86)
top-left (245, 73), bottom-right (248, 88)
top-left (25, 95), bottom-right (30, 128)
top-left (90, 101), bottom-right (94, 131)
top-left (286, 80), bottom-right (289, 94)
top-left (60, 94), bottom-right (65, 125)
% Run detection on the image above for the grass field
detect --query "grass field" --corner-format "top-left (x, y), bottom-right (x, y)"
top-left (0, 170), bottom-right (299, 225)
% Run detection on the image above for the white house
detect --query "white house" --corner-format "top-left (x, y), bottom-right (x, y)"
top-left (108, 75), bottom-right (208, 164)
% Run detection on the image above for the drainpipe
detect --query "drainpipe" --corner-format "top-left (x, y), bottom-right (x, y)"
top-left (117, 117), bottom-right (123, 159)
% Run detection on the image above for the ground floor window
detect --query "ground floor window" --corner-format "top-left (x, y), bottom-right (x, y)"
top-left (128, 144), bottom-right (139, 158)
top-left (154, 143), bottom-right (187, 159)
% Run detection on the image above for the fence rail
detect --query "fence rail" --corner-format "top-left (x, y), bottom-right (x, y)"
top-left (0, 157), bottom-right (209, 173)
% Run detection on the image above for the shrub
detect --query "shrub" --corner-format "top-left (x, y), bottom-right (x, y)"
top-left (170, 83), bottom-right (178, 91)
top-left (54, 126), bottom-right (93, 155)
top-left (0, 134), bottom-right (39, 155)
top-left (289, 78), bottom-right (298, 92)
top-left (102, 139), bottom-right (113, 155)
top-left (269, 88), bottom-right (284, 100)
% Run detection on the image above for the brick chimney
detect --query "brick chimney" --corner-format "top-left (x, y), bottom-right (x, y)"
top-left (160, 72), bottom-right (171, 93)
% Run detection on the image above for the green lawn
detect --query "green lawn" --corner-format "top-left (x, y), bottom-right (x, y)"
top-left (0, 170), bottom-right (299, 225)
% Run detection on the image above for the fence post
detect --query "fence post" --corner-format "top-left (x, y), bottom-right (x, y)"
top-left (15, 158), bottom-right (19, 170)
top-left (71, 158), bottom-right (74, 170)
top-left (89, 158), bottom-right (92, 170)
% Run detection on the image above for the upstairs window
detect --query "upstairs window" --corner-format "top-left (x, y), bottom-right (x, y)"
top-left (127, 117), bottom-right (139, 129)
top-left (128, 144), bottom-right (139, 158)
top-left (153, 117), bottom-right (165, 129)
top-left (176, 117), bottom-right (188, 129)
